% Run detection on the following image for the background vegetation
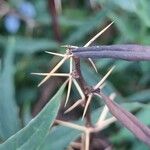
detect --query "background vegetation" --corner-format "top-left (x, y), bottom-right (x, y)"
top-left (0, 0), bottom-right (150, 149)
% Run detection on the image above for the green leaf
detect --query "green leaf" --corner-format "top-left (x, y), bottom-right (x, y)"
top-left (109, 13), bottom-right (139, 42)
top-left (96, 59), bottom-right (114, 70)
top-left (132, 141), bottom-right (149, 150)
top-left (135, 0), bottom-right (150, 27)
top-left (96, 0), bottom-right (136, 12)
top-left (114, 60), bottom-right (131, 72)
top-left (0, 36), bottom-right (59, 54)
top-left (65, 8), bottom-right (110, 44)
top-left (0, 37), bottom-right (21, 140)
top-left (0, 82), bottom-right (66, 150)
top-left (113, 0), bottom-right (136, 12)
top-left (128, 89), bottom-right (150, 103)
top-left (140, 62), bottom-right (150, 73)
top-left (40, 126), bottom-right (80, 150)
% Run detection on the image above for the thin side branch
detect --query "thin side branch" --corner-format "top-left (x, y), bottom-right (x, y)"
top-left (55, 120), bottom-right (86, 131)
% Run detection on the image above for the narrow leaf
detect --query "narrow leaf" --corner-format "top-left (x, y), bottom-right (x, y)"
top-left (65, 9), bottom-right (110, 44)
top-left (0, 37), bottom-right (21, 140)
top-left (0, 82), bottom-right (66, 150)
top-left (40, 126), bottom-right (80, 150)
top-left (0, 36), bottom-right (58, 53)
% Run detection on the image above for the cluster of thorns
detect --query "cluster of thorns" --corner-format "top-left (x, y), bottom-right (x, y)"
top-left (32, 22), bottom-right (150, 149)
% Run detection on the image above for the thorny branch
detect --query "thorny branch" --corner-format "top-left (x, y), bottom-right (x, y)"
top-left (33, 22), bottom-right (150, 149)
top-left (67, 43), bottom-right (150, 149)
top-left (73, 56), bottom-right (93, 127)
top-left (75, 44), bottom-right (150, 146)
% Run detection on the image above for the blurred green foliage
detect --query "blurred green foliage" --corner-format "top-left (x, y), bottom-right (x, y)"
top-left (0, 0), bottom-right (150, 149)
